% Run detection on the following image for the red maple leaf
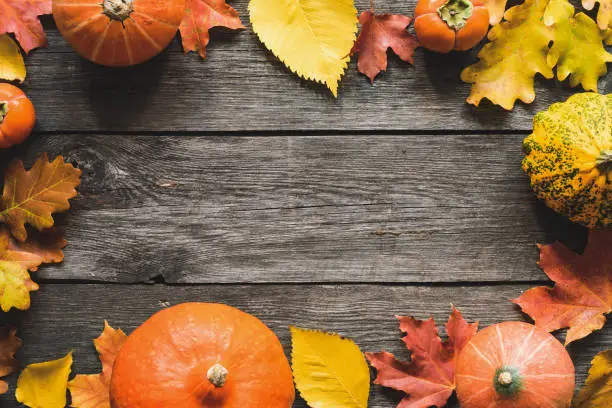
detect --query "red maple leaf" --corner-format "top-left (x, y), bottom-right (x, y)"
top-left (179, 0), bottom-right (244, 59)
top-left (513, 229), bottom-right (611, 345)
top-left (366, 307), bottom-right (478, 408)
top-left (0, 0), bottom-right (51, 54)
top-left (351, 10), bottom-right (419, 83)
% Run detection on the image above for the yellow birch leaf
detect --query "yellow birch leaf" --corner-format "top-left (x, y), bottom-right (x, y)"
top-left (16, 352), bottom-right (73, 408)
top-left (484, 0), bottom-right (509, 24)
top-left (573, 350), bottom-right (612, 408)
top-left (249, 0), bottom-right (358, 96)
top-left (461, 0), bottom-right (555, 110)
top-left (290, 326), bottom-right (369, 408)
top-left (0, 35), bottom-right (25, 82)
top-left (582, 0), bottom-right (612, 29)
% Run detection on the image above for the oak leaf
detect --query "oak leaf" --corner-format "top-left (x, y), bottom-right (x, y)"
top-left (69, 322), bottom-right (127, 408)
top-left (0, 153), bottom-right (81, 242)
top-left (574, 350), bottom-right (612, 408)
top-left (0, 35), bottom-right (25, 82)
top-left (0, 327), bottom-right (20, 394)
top-left (179, 0), bottom-right (244, 59)
top-left (16, 352), bottom-right (73, 408)
top-left (291, 326), bottom-right (370, 408)
top-left (513, 229), bottom-right (611, 345)
top-left (351, 11), bottom-right (418, 83)
top-left (583, 0), bottom-right (612, 29)
top-left (366, 306), bottom-right (478, 408)
top-left (249, 0), bottom-right (358, 96)
top-left (0, 0), bottom-right (51, 54)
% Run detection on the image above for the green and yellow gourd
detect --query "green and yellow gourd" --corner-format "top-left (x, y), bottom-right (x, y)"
top-left (522, 93), bottom-right (611, 228)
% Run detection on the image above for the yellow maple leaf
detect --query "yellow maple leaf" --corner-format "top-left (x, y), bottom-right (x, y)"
top-left (0, 35), bottom-right (25, 82)
top-left (583, 0), bottom-right (612, 29)
top-left (290, 326), bottom-right (370, 408)
top-left (0, 153), bottom-right (81, 243)
top-left (573, 350), bottom-right (611, 408)
top-left (461, 0), bottom-right (555, 110)
top-left (16, 352), bottom-right (73, 408)
top-left (69, 321), bottom-right (127, 408)
top-left (249, 0), bottom-right (358, 96)
top-left (484, 0), bottom-right (509, 24)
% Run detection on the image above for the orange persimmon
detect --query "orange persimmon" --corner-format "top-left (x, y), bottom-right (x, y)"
top-left (0, 84), bottom-right (35, 149)
top-left (414, 0), bottom-right (489, 53)
top-left (53, 0), bottom-right (186, 67)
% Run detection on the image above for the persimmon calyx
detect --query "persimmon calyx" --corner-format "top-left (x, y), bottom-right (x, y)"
top-left (207, 363), bottom-right (228, 388)
top-left (0, 102), bottom-right (7, 124)
top-left (438, 0), bottom-right (473, 30)
top-left (103, 0), bottom-right (133, 22)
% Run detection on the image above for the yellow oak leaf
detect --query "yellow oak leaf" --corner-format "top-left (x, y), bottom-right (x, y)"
top-left (484, 0), bottom-right (508, 24)
top-left (0, 327), bottom-right (21, 394)
top-left (290, 326), bottom-right (370, 408)
top-left (0, 34), bottom-right (25, 82)
top-left (249, 0), bottom-right (358, 96)
top-left (461, 0), bottom-right (555, 110)
top-left (69, 321), bottom-right (127, 408)
top-left (0, 227), bottom-right (65, 311)
top-left (583, 0), bottom-right (612, 29)
top-left (0, 153), bottom-right (81, 242)
top-left (573, 350), bottom-right (611, 408)
top-left (16, 352), bottom-right (73, 408)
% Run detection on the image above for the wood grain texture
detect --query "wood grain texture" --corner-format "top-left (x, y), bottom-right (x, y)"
top-left (21, 0), bottom-right (609, 133)
top-left (2, 134), bottom-right (586, 284)
top-left (0, 283), bottom-right (608, 407)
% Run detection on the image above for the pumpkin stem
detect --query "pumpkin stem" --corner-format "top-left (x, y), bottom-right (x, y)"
top-left (494, 366), bottom-right (522, 397)
top-left (438, 0), bottom-right (474, 30)
top-left (103, 0), bottom-right (133, 22)
top-left (0, 102), bottom-right (8, 124)
top-left (207, 363), bottom-right (228, 388)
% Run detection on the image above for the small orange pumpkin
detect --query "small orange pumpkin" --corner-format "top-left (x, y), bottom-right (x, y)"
top-left (0, 84), bottom-right (35, 149)
top-left (53, 0), bottom-right (186, 67)
top-left (455, 322), bottom-right (575, 408)
top-left (110, 303), bottom-right (295, 407)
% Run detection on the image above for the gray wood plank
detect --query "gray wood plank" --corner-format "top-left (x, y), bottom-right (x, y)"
top-left (0, 283), bottom-right (607, 407)
top-left (4, 134), bottom-right (586, 284)
top-left (21, 0), bottom-right (608, 133)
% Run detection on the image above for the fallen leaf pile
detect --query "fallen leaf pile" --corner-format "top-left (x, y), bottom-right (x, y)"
top-left (351, 11), bottom-right (419, 83)
top-left (0, 328), bottom-right (20, 395)
top-left (69, 322), bottom-right (127, 408)
top-left (15, 352), bottom-right (72, 408)
top-left (462, 0), bottom-right (611, 110)
top-left (574, 350), bottom-right (612, 408)
top-left (366, 307), bottom-right (478, 408)
top-left (179, 0), bottom-right (245, 59)
top-left (0, 153), bottom-right (81, 311)
top-left (291, 326), bottom-right (370, 408)
top-left (513, 229), bottom-right (611, 345)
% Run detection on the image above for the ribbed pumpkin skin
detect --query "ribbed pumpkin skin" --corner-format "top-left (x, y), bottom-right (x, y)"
top-left (53, 0), bottom-right (185, 67)
top-left (522, 93), bottom-right (611, 228)
top-left (110, 303), bottom-right (295, 408)
top-left (456, 322), bottom-right (574, 408)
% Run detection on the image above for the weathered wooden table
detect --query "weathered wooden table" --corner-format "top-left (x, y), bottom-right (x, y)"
top-left (1, 1), bottom-right (610, 406)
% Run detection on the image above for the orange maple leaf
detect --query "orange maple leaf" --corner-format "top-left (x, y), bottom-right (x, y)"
top-left (351, 11), bottom-right (419, 83)
top-left (69, 321), bottom-right (127, 408)
top-left (0, 327), bottom-right (21, 394)
top-left (513, 229), bottom-right (611, 345)
top-left (179, 0), bottom-right (244, 59)
top-left (366, 306), bottom-right (478, 408)
top-left (0, 153), bottom-right (81, 242)
top-left (0, 0), bottom-right (51, 54)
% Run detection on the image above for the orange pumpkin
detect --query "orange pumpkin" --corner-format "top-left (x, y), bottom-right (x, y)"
top-left (0, 84), bottom-right (35, 149)
top-left (455, 322), bottom-right (574, 408)
top-left (53, 0), bottom-right (186, 67)
top-left (110, 303), bottom-right (295, 407)
top-left (414, 0), bottom-right (489, 53)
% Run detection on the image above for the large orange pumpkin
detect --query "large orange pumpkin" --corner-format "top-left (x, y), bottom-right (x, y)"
top-left (455, 322), bottom-right (575, 408)
top-left (110, 303), bottom-right (295, 407)
top-left (53, 0), bottom-right (186, 67)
